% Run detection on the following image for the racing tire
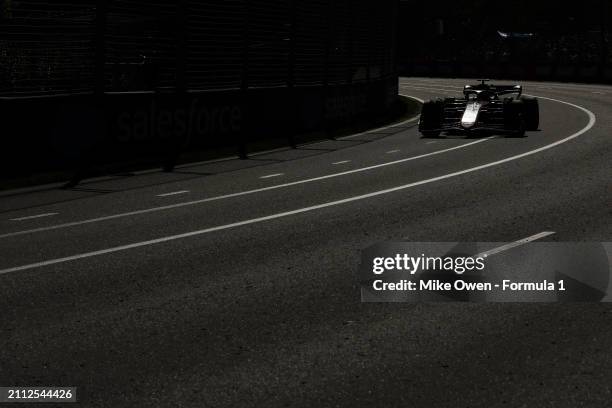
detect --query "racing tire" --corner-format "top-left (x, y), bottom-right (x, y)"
top-left (520, 96), bottom-right (539, 130)
top-left (511, 116), bottom-right (527, 138)
top-left (506, 114), bottom-right (526, 138)
top-left (419, 99), bottom-right (443, 138)
top-left (505, 100), bottom-right (527, 138)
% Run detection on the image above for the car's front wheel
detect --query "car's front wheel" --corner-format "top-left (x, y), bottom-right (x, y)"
top-left (505, 100), bottom-right (527, 138)
top-left (506, 114), bottom-right (526, 138)
top-left (520, 96), bottom-right (539, 130)
top-left (419, 99), bottom-right (443, 138)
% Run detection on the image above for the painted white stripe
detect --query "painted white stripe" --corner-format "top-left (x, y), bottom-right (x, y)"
top-left (0, 96), bottom-right (595, 275)
top-left (260, 173), bottom-right (284, 179)
top-left (10, 213), bottom-right (58, 222)
top-left (386, 149), bottom-right (401, 154)
top-left (156, 190), bottom-right (189, 197)
top-left (426, 141), bottom-right (439, 144)
top-left (332, 160), bottom-right (351, 165)
top-left (474, 232), bottom-right (556, 258)
top-left (0, 138), bottom-right (491, 240)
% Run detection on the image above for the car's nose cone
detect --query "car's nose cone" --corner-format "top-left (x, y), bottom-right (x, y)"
top-left (461, 101), bottom-right (481, 128)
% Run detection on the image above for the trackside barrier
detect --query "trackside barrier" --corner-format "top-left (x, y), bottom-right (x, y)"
top-left (0, 76), bottom-right (399, 183)
top-left (1, 0), bottom-right (400, 185)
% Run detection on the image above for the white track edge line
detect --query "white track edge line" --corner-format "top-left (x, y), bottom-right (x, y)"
top-left (0, 136), bottom-right (488, 239)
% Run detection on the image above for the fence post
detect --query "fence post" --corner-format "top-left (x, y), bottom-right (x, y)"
top-left (65, 0), bottom-right (108, 188)
top-left (237, 1), bottom-right (250, 159)
top-left (94, 0), bottom-right (108, 95)
top-left (287, 0), bottom-right (297, 149)
top-left (323, 0), bottom-right (331, 89)
top-left (392, 0), bottom-right (399, 80)
top-left (321, 0), bottom-right (331, 139)
top-left (347, 0), bottom-right (354, 85)
top-left (176, 0), bottom-right (187, 93)
top-left (163, 0), bottom-right (188, 172)
top-left (367, 2), bottom-right (373, 83)
top-left (601, 0), bottom-right (609, 81)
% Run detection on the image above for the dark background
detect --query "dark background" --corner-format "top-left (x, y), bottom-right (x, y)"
top-left (399, 0), bottom-right (612, 82)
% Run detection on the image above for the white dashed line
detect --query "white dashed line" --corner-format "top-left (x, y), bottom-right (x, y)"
top-left (474, 232), bottom-right (556, 258)
top-left (157, 190), bottom-right (189, 197)
top-left (0, 138), bottom-right (491, 240)
top-left (260, 173), bottom-right (284, 179)
top-left (332, 160), bottom-right (351, 165)
top-left (386, 149), bottom-right (401, 154)
top-left (10, 213), bottom-right (58, 222)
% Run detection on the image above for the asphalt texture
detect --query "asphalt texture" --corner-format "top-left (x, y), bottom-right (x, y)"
top-left (0, 78), bottom-right (611, 407)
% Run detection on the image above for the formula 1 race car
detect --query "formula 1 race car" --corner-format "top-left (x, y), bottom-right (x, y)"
top-left (418, 80), bottom-right (539, 138)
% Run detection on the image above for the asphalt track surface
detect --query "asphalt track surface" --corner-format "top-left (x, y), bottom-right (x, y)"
top-left (0, 78), bottom-right (611, 407)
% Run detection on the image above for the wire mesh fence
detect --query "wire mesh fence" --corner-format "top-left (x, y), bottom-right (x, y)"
top-left (0, 1), bottom-right (97, 96)
top-left (0, 0), bottom-right (398, 97)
